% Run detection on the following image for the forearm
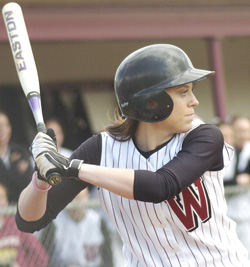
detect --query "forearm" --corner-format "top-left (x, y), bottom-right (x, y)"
top-left (78, 163), bottom-right (135, 199)
top-left (18, 172), bottom-right (49, 221)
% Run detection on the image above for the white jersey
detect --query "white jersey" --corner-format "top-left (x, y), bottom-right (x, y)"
top-left (53, 209), bottom-right (104, 267)
top-left (97, 118), bottom-right (249, 267)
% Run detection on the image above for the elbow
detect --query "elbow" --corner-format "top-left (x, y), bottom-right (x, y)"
top-left (15, 210), bottom-right (45, 233)
top-left (15, 216), bottom-right (39, 233)
top-left (15, 219), bottom-right (37, 233)
top-left (134, 181), bottom-right (168, 203)
top-left (134, 169), bottom-right (181, 203)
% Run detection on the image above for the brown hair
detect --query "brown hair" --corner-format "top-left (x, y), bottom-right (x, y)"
top-left (105, 107), bottom-right (138, 141)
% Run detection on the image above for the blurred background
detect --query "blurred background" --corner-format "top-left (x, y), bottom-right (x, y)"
top-left (0, 0), bottom-right (250, 147)
top-left (0, 1), bottom-right (250, 266)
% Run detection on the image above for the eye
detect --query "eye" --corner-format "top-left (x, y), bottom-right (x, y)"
top-left (181, 90), bottom-right (188, 95)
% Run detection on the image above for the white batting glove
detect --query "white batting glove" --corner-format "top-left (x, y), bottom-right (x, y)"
top-left (31, 130), bottom-right (57, 160)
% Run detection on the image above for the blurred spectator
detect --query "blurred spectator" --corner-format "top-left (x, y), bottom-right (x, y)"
top-left (232, 116), bottom-right (250, 185)
top-left (218, 122), bottom-right (236, 183)
top-left (218, 117), bottom-right (250, 185)
top-left (0, 111), bottom-right (33, 204)
top-left (45, 118), bottom-right (73, 158)
top-left (217, 121), bottom-right (235, 146)
top-left (219, 118), bottom-right (250, 257)
top-left (51, 187), bottom-right (113, 267)
top-left (0, 183), bottom-right (49, 266)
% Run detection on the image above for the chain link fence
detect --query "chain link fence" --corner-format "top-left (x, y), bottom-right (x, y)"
top-left (0, 198), bottom-right (125, 267)
top-left (0, 186), bottom-right (249, 266)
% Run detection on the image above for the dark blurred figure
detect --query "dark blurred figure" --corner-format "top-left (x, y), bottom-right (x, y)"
top-left (0, 111), bottom-right (33, 204)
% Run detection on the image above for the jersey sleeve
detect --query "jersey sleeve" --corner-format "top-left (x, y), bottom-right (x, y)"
top-left (16, 134), bottom-right (102, 233)
top-left (134, 124), bottom-right (224, 203)
top-left (70, 134), bottom-right (102, 165)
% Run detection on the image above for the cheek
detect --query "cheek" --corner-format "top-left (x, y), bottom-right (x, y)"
top-left (170, 100), bottom-right (183, 118)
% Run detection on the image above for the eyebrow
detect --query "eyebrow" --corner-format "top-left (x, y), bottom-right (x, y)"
top-left (165, 83), bottom-right (193, 92)
top-left (175, 84), bottom-right (191, 90)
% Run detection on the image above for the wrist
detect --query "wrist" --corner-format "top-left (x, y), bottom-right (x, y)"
top-left (32, 172), bottom-right (52, 192)
top-left (67, 159), bottom-right (84, 179)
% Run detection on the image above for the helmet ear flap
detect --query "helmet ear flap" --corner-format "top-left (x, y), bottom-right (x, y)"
top-left (120, 90), bottom-right (173, 122)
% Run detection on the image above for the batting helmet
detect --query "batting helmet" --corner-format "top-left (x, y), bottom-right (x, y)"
top-left (114, 44), bottom-right (214, 122)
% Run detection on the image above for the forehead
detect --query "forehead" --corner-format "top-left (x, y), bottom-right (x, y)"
top-left (166, 82), bottom-right (193, 92)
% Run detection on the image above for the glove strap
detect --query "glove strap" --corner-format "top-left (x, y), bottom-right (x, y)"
top-left (67, 159), bottom-right (84, 179)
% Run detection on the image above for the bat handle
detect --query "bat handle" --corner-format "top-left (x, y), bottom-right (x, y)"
top-left (37, 122), bottom-right (62, 185)
top-left (37, 122), bottom-right (47, 133)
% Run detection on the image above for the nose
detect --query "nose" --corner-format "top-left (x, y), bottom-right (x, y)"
top-left (189, 92), bottom-right (199, 107)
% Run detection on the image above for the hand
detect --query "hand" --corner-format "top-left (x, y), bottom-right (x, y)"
top-left (35, 150), bottom-right (83, 182)
top-left (31, 129), bottom-right (57, 160)
top-left (31, 128), bottom-right (60, 184)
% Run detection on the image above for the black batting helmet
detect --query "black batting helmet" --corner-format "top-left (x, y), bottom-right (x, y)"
top-left (114, 44), bottom-right (214, 122)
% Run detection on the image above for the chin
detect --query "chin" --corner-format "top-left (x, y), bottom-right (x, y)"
top-left (180, 123), bottom-right (193, 133)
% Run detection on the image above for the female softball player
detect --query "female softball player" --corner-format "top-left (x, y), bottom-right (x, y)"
top-left (16, 44), bottom-right (250, 266)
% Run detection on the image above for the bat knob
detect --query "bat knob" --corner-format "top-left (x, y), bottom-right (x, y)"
top-left (47, 172), bottom-right (62, 186)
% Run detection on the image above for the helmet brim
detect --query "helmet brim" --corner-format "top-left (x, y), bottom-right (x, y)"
top-left (166, 68), bottom-right (215, 89)
top-left (135, 68), bottom-right (214, 97)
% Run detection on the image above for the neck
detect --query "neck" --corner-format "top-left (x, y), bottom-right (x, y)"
top-left (134, 121), bottom-right (174, 152)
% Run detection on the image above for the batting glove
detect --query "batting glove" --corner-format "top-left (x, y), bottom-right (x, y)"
top-left (31, 129), bottom-right (57, 159)
top-left (35, 150), bottom-right (83, 182)
top-left (31, 128), bottom-right (61, 184)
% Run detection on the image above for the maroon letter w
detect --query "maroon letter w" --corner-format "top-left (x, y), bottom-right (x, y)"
top-left (168, 178), bottom-right (211, 232)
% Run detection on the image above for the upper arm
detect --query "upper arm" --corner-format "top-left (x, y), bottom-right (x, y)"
top-left (158, 124), bottom-right (224, 191)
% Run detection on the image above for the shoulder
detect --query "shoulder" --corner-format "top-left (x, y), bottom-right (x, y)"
top-left (182, 123), bottom-right (224, 171)
top-left (192, 123), bottom-right (223, 138)
top-left (183, 123), bottom-right (224, 151)
top-left (189, 118), bottom-right (222, 136)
